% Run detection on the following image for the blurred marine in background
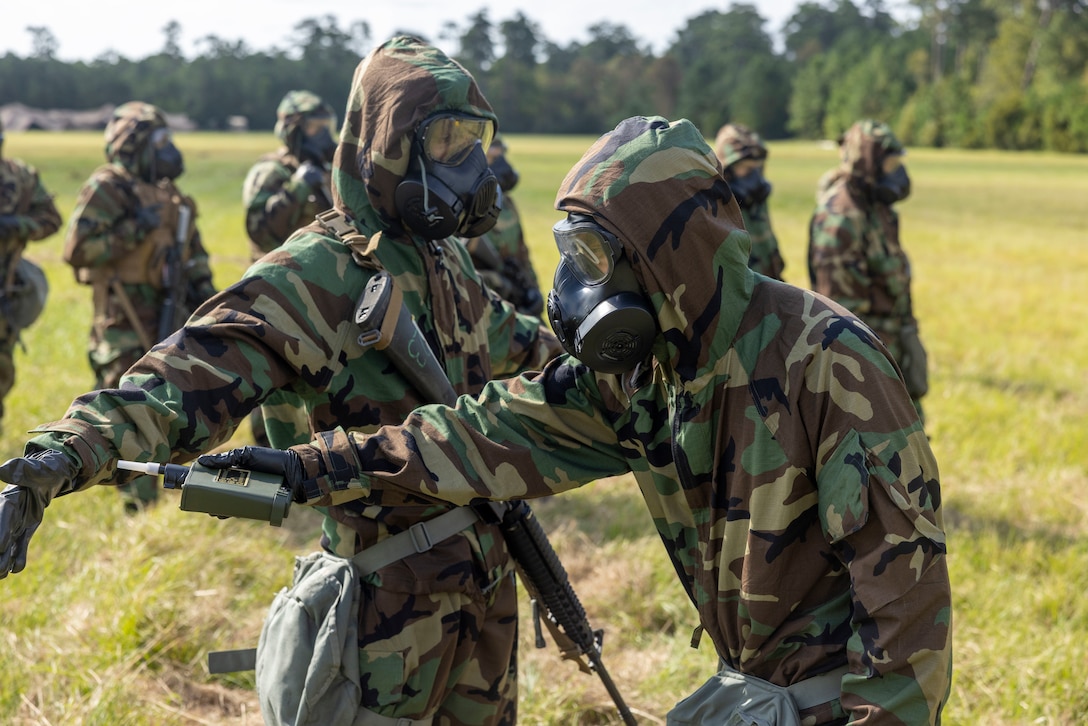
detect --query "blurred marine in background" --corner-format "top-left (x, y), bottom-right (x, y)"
top-left (242, 89), bottom-right (337, 262)
top-left (0, 115), bottom-right (62, 433)
top-left (0, 36), bottom-right (561, 725)
top-left (714, 122), bottom-right (785, 280)
top-left (808, 119), bottom-right (928, 421)
top-left (241, 90), bottom-right (337, 447)
top-left (62, 101), bottom-right (217, 511)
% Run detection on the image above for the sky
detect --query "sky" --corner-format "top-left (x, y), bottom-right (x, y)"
top-left (0, 0), bottom-right (857, 63)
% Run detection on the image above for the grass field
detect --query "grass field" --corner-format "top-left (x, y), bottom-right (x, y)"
top-left (1, 129), bottom-right (1087, 725)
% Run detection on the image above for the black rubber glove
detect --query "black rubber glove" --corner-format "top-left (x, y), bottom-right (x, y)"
top-left (291, 161), bottom-right (325, 190)
top-left (0, 450), bottom-right (80, 578)
top-left (198, 446), bottom-right (306, 502)
top-left (133, 203), bottom-right (163, 234)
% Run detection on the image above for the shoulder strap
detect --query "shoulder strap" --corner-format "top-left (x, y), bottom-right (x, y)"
top-left (315, 208), bottom-right (383, 271)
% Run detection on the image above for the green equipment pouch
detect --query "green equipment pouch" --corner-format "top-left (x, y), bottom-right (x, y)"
top-left (255, 551), bottom-right (362, 726)
top-left (666, 666), bottom-right (803, 726)
top-left (898, 323), bottom-right (929, 398)
top-left (5, 257), bottom-right (49, 332)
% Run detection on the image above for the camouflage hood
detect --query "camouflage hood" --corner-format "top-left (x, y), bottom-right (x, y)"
top-left (104, 101), bottom-right (168, 176)
top-left (331, 35), bottom-right (497, 233)
top-left (714, 122), bottom-right (767, 169)
top-left (555, 116), bottom-right (753, 381)
top-left (830, 119), bottom-right (904, 193)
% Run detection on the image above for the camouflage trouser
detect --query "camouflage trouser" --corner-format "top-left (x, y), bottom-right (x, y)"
top-left (359, 572), bottom-right (519, 725)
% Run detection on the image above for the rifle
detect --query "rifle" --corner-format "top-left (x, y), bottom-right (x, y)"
top-left (156, 202), bottom-right (193, 342)
top-left (356, 270), bottom-right (637, 725)
top-left (128, 270), bottom-right (638, 722)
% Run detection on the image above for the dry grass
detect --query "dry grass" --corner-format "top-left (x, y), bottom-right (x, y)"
top-left (1, 131), bottom-right (1087, 724)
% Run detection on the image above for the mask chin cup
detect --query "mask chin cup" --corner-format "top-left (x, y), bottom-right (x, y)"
top-left (553, 291), bottom-right (656, 375)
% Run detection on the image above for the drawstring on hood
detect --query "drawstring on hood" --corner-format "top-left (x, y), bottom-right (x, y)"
top-left (554, 117), bottom-right (754, 382)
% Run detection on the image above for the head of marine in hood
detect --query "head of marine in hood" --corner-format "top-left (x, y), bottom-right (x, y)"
top-left (330, 35), bottom-right (501, 240)
top-left (548, 116), bottom-right (753, 379)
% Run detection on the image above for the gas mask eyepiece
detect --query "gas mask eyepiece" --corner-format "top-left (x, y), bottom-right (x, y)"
top-left (395, 113), bottom-right (501, 239)
top-left (546, 214), bottom-right (656, 374)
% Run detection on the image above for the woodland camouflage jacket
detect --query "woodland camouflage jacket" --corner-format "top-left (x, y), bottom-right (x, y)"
top-left (29, 38), bottom-right (560, 587)
top-left (0, 157), bottom-right (62, 254)
top-left (296, 117), bottom-right (952, 724)
top-left (242, 147), bottom-right (330, 260)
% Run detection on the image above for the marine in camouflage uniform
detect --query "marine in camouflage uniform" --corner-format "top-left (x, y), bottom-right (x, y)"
top-left (808, 120), bottom-right (928, 420)
top-left (236, 117), bottom-right (952, 724)
top-left (63, 102), bottom-right (216, 510)
top-left (242, 90), bottom-right (336, 262)
top-left (461, 136), bottom-right (544, 317)
top-left (714, 123), bottom-right (785, 280)
top-left (0, 36), bottom-right (561, 725)
top-left (0, 116), bottom-right (63, 427)
top-left (241, 90), bottom-right (338, 447)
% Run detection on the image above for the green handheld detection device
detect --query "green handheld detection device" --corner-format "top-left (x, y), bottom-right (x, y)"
top-left (117, 460), bottom-right (292, 526)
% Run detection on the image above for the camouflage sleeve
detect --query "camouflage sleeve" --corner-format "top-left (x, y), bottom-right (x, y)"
top-left (808, 204), bottom-right (870, 317)
top-left (243, 159), bottom-right (310, 255)
top-left (806, 328), bottom-right (951, 721)
top-left (26, 250), bottom-right (357, 487)
top-left (64, 169), bottom-right (145, 269)
top-left (21, 167), bottom-right (62, 242)
top-left (292, 356), bottom-right (627, 508)
top-left (0, 160), bottom-right (62, 243)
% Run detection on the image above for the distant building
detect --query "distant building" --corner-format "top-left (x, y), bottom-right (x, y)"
top-left (0, 102), bottom-right (197, 131)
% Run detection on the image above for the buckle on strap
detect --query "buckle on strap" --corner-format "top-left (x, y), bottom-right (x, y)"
top-left (787, 664), bottom-right (850, 710)
top-left (408, 520), bottom-right (434, 553)
top-left (350, 507), bottom-right (480, 576)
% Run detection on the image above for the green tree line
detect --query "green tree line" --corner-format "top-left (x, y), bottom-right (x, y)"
top-left (3, 1), bottom-right (1087, 151)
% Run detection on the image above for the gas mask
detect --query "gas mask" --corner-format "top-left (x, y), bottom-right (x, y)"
top-left (726, 169), bottom-right (772, 209)
top-left (874, 163), bottom-right (911, 205)
top-left (394, 113), bottom-right (501, 240)
top-left (148, 127), bottom-right (184, 181)
top-left (298, 113), bottom-right (337, 165)
top-left (490, 152), bottom-right (519, 192)
top-left (546, 214), bottom-right (657, 374)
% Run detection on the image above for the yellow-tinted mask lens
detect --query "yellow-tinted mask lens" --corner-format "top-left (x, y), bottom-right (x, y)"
top-left (553, 219), bottom-right (618, 285)
top-left (150, 127), bottom-right (173, 150)
top-left (303, 114), bottom-right (336, 138)
top-left (423, 115), bottom-right (495, 165)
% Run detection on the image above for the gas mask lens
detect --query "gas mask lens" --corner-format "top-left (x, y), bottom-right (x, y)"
top-left (302, 114), bottom-right (337, 139)
top-left (150, 127), bottom-right (173, 149)
top-left (552, 216), bottom-right (620, 286)
top-left (421, 114), bottom-right (495, 166)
